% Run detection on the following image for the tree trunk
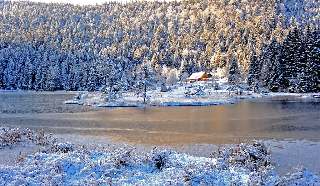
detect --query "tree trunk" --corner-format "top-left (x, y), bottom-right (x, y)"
top-left (144, 84), bottom-right (146, 103)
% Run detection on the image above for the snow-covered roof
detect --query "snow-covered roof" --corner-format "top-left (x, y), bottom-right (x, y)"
top-left (187, 71), bottom-right (207, 80)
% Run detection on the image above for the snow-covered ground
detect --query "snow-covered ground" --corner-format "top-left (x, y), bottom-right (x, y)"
top-left (0, 127), bottom-right (319, 185)
top-left (64, 81), bottom-right (262, 107)
top-left (65, 81), bottom-right (319, 107)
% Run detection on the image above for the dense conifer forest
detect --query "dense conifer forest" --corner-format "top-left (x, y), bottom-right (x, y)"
top-left (0, 0), bottom-right (319, 92)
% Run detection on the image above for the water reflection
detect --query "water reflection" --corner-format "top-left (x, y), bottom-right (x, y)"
top-left (0, 92), bottom-right (319, 145)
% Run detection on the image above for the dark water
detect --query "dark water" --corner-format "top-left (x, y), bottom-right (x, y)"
top-left (0, 92), bottom-right (319, 145)
top-left (0, 92), bottom-right (102, 114)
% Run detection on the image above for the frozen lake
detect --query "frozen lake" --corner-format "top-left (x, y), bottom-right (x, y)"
top-left (0, 91), bottom-right (319, 146)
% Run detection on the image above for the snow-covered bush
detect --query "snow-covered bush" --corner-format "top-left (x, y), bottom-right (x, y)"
top-left (150, 148), bottom-right (169, 171)
top-left (210, 142), bottom-right (270, 171)
top-left (53, 143), bottom-right (74, 153)
top-left (74, 92), bottom-right (82, 100)
top-left (185, 85), bottom-right (206, 98)
top-left (160, 82), bottom-right (168, 92)
top-left (0, 129), bottom-right (318, 185)
top-left (0, 126), bottom-right (56, 149)
top-left (0, 127), bottom-right (22, 148)
top-left (112, 147), bottom-right (134, 169)
top-left (278, 167), bottom-right (319, 185)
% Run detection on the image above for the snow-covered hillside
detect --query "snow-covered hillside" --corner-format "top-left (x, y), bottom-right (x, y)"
top-left (1, 0), bottom-right (319, 93)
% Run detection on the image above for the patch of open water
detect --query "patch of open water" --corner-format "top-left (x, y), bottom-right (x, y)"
top-left (0, 91), bottom-right (319, 145)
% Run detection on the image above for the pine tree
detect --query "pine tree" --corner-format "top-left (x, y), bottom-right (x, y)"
top-left (1, 0), bottom-right (320, 93)
top-left (260, 38), bottom-right (281, 92)
top-left (228, 58), bottom-right (240, 90)
top-left (102, 59), bottom-right (120, 102)
top-left (309, 29), bottom-right (320, 92)
top-left (47, 65), bottom-right (61, 91)
top-left (166, 68), bottom-right (179, 86)
top-left (247, 49), bottom-right (260, 92)
top-left (299, 27), bottom-right (314, 92)
top-left (279, 28), bottom-right (303, 92)
top-left (135, 61), bottom-right (156, 104)
top-left (87, 65), bottom-right (98, 92)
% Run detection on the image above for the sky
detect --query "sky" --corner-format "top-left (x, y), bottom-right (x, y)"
top-left (12, 0), bottom-right (159, 5)
top-left (12, 0), bottom-right (131, 5)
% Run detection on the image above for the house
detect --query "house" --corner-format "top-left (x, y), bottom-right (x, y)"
top-left (186, 72), bottom-right (211, 82)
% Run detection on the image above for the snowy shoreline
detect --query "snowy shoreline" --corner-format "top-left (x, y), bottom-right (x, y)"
top-left (64, 86), bottom-right (318, 107)
top-left (0, 127), bottom-right (319, 185)
top-left (1, 88), bottom-right (317, 108)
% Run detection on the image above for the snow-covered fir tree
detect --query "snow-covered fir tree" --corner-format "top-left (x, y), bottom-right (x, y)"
top-left (135, 60), bottom-right (157, 103)
top-left (228, 58), bottom-right (241, 90)
top-left (0, 0), bottom-right (319, 92)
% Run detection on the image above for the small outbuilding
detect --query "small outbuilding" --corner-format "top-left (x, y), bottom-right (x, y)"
top-left (186, 72), bottom-right (211, 82)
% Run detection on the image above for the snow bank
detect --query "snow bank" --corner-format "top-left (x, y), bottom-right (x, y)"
top-left (0, 136), bottom-right (317, 184)
top-left (0, 149), bottom-right (251, 185)
top-left (0, 127), bottom-right (319, 185)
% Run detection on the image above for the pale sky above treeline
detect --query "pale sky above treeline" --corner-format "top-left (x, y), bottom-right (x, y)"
top-left (11, 0), bottom-right (172, 6)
